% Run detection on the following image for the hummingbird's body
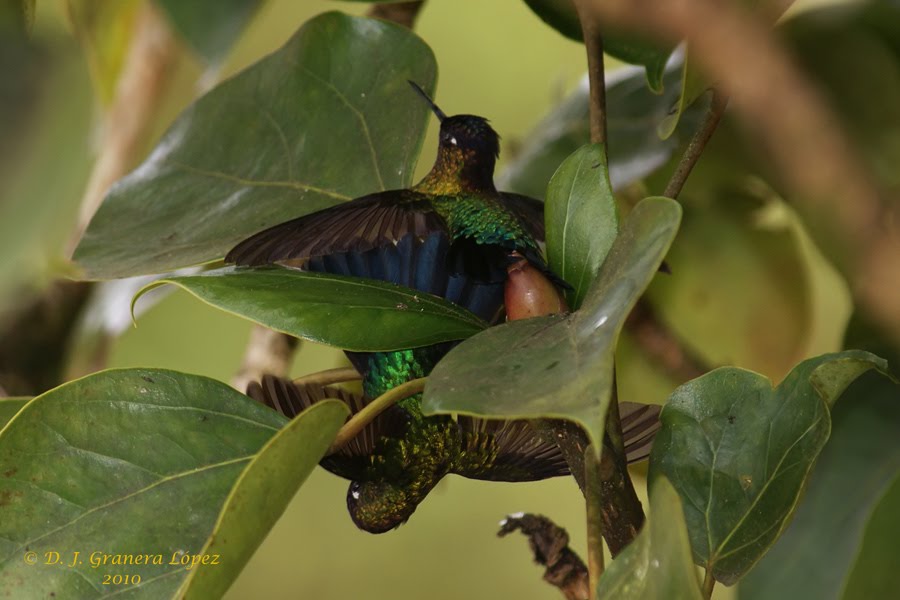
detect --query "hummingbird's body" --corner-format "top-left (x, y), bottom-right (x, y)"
top-left (230, 84), bottom-right (658, 533)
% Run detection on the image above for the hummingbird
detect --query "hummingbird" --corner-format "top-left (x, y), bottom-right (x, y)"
top-left (229, 83), bottom-right (659, 533)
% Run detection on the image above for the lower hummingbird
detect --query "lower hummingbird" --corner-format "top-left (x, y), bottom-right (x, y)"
top-left (228, 83), bottom-right (660, 533)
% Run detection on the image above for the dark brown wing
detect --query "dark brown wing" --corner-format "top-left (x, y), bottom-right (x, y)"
top-left (500, 193), bottom-right (546, 242)
top-left (620, 402), bottom-right (662, 463)
top-left (225, 189), bottom-right (448, 266)
top-left (247, 374), bottom-right (406, 481)
top-left (454, 417), bottom-right (570, 482)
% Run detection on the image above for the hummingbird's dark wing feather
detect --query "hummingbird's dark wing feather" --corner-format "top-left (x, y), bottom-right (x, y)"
top-left (225, 190), bottom-right (447, 267)
top-left (619, 402), bottom-right (662, 463)
top-left (453, 417), bottom-right (571, 481)
top-left (499, 193), bottom-right (546, 240)
top-left (246, 374), bottom-right (406, 481)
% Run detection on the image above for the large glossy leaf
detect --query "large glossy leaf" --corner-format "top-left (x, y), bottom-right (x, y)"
top-left (520, 0), bottom-right (672, 92)
top-left (74, 12), bottom-right (437, 279)
top-left (738, 370), bottom-right (900, 600)
top-left (650, 351), bottom-right (889, 585)
top-left (0, 369), bottom-right (345, 598)
top-left (136, 266), bottom-right (488, 351)
top-left (423, 197), bottom-right (681, 447)
top-left (597, 476), bottom-right (704, 600)
top-left (545, 143), bottom-right (618, 309)
top-left (154, 0), bottom-right (264, 64)
top-left (178, 399), bottom-right (347, 599)
top-left (496, 62), bottom-right (706, 200)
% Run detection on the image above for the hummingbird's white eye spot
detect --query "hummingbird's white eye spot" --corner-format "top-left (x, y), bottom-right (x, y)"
top-left (351, 488), bottom-right (360, 500)
top-left (450, 136), bottom-right (458, 145)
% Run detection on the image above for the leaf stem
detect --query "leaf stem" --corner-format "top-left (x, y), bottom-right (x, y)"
top-left (702, 568), bottom-right (716, 599)
top-left (293, 367), bottom-right (362, 388)
top-left (573, 0), bottom-right (609, 148)
top-left (328, 377), bottom-right (426, 454)
top-left (585, 447), bottom-right (605, 599)
top-left (663, 89), bottom-right (729, 199)
top-left (367, 1), bottom-right (425, 29)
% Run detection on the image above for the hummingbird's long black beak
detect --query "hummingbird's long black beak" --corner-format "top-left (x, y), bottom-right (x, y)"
top-left (408, 80), bottom-right (447, 122)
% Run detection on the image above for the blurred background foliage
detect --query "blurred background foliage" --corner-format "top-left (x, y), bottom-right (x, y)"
top-left (1, 0), bottom-right (897, 598)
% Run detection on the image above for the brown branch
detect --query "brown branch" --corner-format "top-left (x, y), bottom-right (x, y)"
top-left (67, 2), bottom-right (178, 256)
top-left (572, 0), bottom-right (608, 146)
top-left (232, 327), bottom-right (299, 393)
top-left (663, 89), bottom-right (728, 199)
top-left (583, 0), bottom-right (900, 343)
top-left (498, 513), bottom-right (590, 600)
top-left (367, 2), bottom-right (426, 28)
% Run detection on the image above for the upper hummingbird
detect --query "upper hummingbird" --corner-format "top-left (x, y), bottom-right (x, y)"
top-left (229, 83), bottom-right (658, 533)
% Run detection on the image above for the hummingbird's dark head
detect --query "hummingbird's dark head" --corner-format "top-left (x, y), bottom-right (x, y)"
top-left (408, 81), bottom-right (500, 191)
top-left (346, 479), bottom-right (418, 534)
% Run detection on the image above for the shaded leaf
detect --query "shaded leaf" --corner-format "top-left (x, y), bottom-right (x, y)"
top-left (136, 266), bottom-right (488, 352)
top-left (154, 0), bottom-right (264, 64)
top-left (657, 52), bottom-right (708, 140)
top-left (0, 398), bottom-right (28, 429)
top-left (645, 198), bottom-right (812, 381)
top-left (650, 351), bottom-right (889, 585)
top-left (66, 0), bottom-right (141, 105)
top-left (597, 476), bottom-right (704, 600)
top-left (74, 12), bottom-right (437, 279)
top-left (520, 0), bottom-right (672, 91)
top-left (0, 369), bottom-right (291, 597)
top-left (738, 370), bottom-right (900, 600)
top-left (497, 62), bottom-right (706, 199)
top-left (545, 143), bottom-right (618, 309)
top-left (178, 399), bottom-right (347, 599)
top-left (423, 197), bottom-right (680, 448)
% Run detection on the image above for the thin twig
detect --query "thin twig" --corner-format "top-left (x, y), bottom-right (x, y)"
top-left (328, 377), bottom-right (426, 454)
top-left (702, 569), bottom-right (716, 598)
top-left (584, 448), bottom-right (604, 599)
top-left (367, 1), bottom-right (425, 28)
top-left (572, 0), bottom-right (608, 147)
top-left (498, 513), bottom-right (590, 600)
top-left (292, 366), bottom-right (361, 388)
top-left (663, 89), bottom-right (729, 199)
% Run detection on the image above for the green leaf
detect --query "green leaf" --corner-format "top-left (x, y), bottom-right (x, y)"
top-left (597, 476), bottom-right (704, 600)
top-left (0, 369), bottom-right (345, 598)
top-left (136, 266), bottom-right (488, 352)
top-left (520, 0), bottom-right (672, 91)
top-left (545, 143), bottom-right (618, 309)
top-left (497, 63), bottom-right (706, 200)
top-left (841, 474), bottom-right (900, 600)
top-left (650, 351), bottom-right (889, 585)
top-left (657, 52), bottom-right (708, 140)
top-left (645, 198), bottom-right (814, 381)
top-left (74, 12), bottom-right (437, 279)
top-left (423, 197), bottom-right (681, 448)
top-left (178, 399), bottom-right (347, 599)
top-left (154, 0), bottom-right (264, 64)
top-left (738, 371), bottom-right (900, 600)
top-left (0, 398), bottom-right (28, 429)
top-left (66, 0), bottom-right (142, 105)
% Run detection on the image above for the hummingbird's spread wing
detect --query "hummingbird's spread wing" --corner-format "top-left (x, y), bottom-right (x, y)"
top-left (453, 418), bottom-right (571, 481)
top-left (225, 190), bottom-right (447, 267)
top-left (453, 402), bottom-right (662, 482)
top-left (246, 374), bottom-right (406, 481)
top-left (499, 193), bottom-right (546, 241)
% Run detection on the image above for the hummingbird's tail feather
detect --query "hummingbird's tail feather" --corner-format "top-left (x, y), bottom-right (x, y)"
top-left (247, 374), bottom-right (407, 481)
top-left (619, 402), bottom-right (662, 463)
